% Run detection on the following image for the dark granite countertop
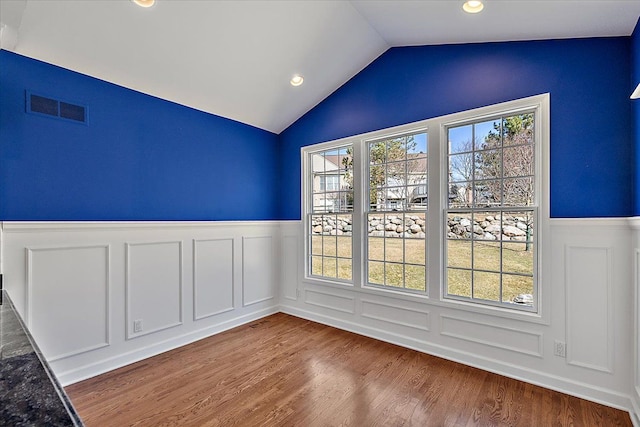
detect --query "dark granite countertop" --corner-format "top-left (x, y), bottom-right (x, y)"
top-left (1, 290), bottom-right (84, 426)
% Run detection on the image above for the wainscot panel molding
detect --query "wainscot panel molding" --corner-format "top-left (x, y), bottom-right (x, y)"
top-left (281, 235), bottom-right (299, 301)
top-left (440, 314), bottom-right (543, 358)
top-left (304, 288), bottom-right (356, 314)
top-left (280, 218), bottom-right (637, 419)
top-left (565, 245), bottom-right (613, 373)
top-left (193, 238), bottom-right (234, 320)
top-left (0, 221), bottom-right (281, 385)
top-left (361, 299), bottom-right (430, 332)
top-left (27, 244), bottom-right (110, 361)
top-left (242, 236), bottom-right (275, 307)
top-left (125, 241), bottom-right (183, 340)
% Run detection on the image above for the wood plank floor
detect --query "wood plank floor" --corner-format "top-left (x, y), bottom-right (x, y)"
top-left (66, 313), bottom-right (632, 426)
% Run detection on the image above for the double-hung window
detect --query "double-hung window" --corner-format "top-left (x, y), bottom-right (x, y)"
top-left (302, 94), bottom-right (547, 314)
top-left (307, 145), bottom-right (353, 281)
top-left (445, 112), bottom-right (537, 310)
top-left (366, 132), bottom-right (428, 293)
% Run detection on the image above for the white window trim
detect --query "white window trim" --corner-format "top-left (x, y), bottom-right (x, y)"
top-left (300, 94), bottom-right (550, 324)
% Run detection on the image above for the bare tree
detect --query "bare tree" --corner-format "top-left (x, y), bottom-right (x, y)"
top-left (475, 114), bottom-right (535, 207)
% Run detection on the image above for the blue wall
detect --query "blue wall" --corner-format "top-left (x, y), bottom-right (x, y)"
top-left (633, 19), bottom-right (640, 215)
top-left (1, 36), bottom-right (636, 221)
top-left (0, 50), bottom-right (279, 220)
top-left (279, 37), bottom-right (634, 219)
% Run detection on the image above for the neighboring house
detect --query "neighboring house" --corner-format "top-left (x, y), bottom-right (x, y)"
top-left (311, 153), bottom-right (351, 212)
top-left (373, 154), bottom-right (428, 211)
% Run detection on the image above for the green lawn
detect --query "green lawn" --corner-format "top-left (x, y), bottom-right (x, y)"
top-left (310, 235), bottom-right (534, 302)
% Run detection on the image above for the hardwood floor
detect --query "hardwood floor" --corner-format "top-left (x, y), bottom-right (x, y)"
top-left (66, 313), bottom-right (632, 426)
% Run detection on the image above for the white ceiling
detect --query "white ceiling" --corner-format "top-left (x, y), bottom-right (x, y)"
top-left (1, 0), bottom-right (639, 134)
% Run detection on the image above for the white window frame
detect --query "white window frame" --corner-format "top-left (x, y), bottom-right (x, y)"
top-left (301, 94), bottom-right (550, 322)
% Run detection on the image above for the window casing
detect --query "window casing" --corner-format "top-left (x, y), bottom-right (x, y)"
top-left (302, 94), bottom-right (548, 315)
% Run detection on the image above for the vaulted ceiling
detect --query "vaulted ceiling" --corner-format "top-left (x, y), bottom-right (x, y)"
top-left (1, 0), bottom-right (639, 133)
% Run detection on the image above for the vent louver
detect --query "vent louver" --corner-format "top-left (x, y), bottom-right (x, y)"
top-left (27, 92), bottom-right (87, 124)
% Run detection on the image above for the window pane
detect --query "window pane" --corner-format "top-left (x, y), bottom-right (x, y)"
top-left (405, 236), bottom-right (425, 266)
top-left (475, 212), bottom-right (501, 241)
top-left (447, 268), bottom-right (471, 297)
top-left (323, 258), bottom-right (337, 278)
top-left (503, 113), bottom-right (534, 147)
top-left (502, 212), bottom-right (533, 242)
top-left (449, 152), bottom-right (473, 183)
top-left (503, 145), bottom-right (534, 177)
top-left (447, 213), bottom-right (472, 239)
top-left (502, 242), bottom-right (534, 275)
top-left (447, 240), bottom-right (471, 269)
top-left (405, 265), bottom-right (426, 291)
top-left (323, 236), bottom-right (337, 257)
top-left (503, 178), bottom-right (534, 206)
top-left (368, 261), bottom-right (384, 285)
top-left (473, 271), bottom-right (500, 301)
top-left (407, 159), bottom-right (427, 183)
top-left (448, 182), bottom-right (472, 208)
top-left (449, 125), bottom-right (473, 154)
top-left (473, 241), bottom-right (501, 272)
top-left (503, 275), bottom-right (534, 305)
top-left (408, 133), bottom-right (427, 157)
top-left (311, 256), bottom-right (323, 276)
top-left (386, 138), bottom-right (406, 161)
top-left (384, 235), bottom-right (403, 263)
top-left (337, 236), bottom-right (352, 258)
top-left (368, 237), bottom-right (384, 261)
top-left (311, 235), bottom-right (322, 255)
top-left (369, 141), bottom-right (386, 164)
top-left (337, 259), bottom-right (352, 281)
top-left (474, 149), bottom-right (501, 181)
top-left (475, 119), bottom-right (501, 150)
top-left (385, 263), bottom-right (404, 287)
top-left (473, 180), bottom-right (500, 207)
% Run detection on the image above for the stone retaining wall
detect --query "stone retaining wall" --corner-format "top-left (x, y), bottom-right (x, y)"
top-left (311, 214), bottom-right (532, 241)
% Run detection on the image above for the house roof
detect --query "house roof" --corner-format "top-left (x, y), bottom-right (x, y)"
top-left (1, 0), bottom-right (638, 134)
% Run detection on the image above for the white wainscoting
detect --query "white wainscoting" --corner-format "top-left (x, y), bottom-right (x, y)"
top-left (1, 219), bottom-right (638, 422)
top-left (280, 218), bottom-right (637, 419)
top-left (1, 221), bottom-right (281, 385)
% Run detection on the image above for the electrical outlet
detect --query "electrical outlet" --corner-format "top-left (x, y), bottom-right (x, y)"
top-left (554, 340), bottom-right (566, 358)
top-left (133, 319), bottom-right (143, 333)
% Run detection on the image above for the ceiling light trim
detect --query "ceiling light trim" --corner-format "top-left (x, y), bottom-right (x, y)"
top-left (290, 74), bottom-right (304, 87)
top-left (463, 1), bottom-right (484, 14)
top-left (132, 0), bottom-right (156, 8)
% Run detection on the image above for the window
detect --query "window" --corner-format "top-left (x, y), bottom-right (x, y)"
top-left (445, 112), bottom-right (537, 310)
top-left (366, 132), bottom-right (428, 293)
top-left (302, 94), bottom-right (547, 314)
top-left (308, 146), bottom-right (353, 281)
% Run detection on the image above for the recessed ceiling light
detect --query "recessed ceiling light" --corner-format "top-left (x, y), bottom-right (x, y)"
top-left (290, 74), bottom-right (304, 87)
top-left (132, 0), bottom-right (155, 8)
top-left (463, 1), bottom-right (484, 13)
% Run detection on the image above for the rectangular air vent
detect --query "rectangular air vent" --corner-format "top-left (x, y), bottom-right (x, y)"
top-left (26, 91), bottom-right (87, 124)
